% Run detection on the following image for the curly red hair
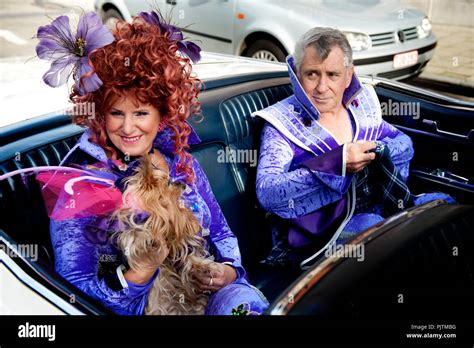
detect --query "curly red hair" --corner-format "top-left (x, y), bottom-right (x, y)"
top-left (70, 17), bottom-right (201, 183)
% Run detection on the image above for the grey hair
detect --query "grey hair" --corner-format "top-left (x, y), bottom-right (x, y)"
top-left (293, 27), bottom-right (353, 73)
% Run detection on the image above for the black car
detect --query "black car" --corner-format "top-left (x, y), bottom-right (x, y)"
top-left (1, 53), bottom-right (473, 318)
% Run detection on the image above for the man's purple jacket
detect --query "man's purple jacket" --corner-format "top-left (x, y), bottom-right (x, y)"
top-left (253, 56), bottom-right (415, 267)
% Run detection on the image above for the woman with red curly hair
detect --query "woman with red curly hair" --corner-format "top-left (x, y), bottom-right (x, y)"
top-left (33, 11), bottom-right (269, 315)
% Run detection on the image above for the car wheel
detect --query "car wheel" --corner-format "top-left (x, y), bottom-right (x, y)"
top-left (245, 39), bottom-right (286, 62)
top-left (102, 8), bottom-right (124, 29)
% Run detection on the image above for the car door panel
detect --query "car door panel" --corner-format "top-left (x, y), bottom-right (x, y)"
top-left (0, 231), bottom-right (111, 315)
top-left (375, 83), bottom-right (474, 203)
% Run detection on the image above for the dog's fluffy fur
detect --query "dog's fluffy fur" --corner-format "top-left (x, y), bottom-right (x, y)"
top-left (112, 155), bottom-right (213, 315)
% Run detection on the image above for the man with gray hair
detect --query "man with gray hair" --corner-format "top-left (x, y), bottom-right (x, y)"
top-left (252, 27), bottom-right (453, 270)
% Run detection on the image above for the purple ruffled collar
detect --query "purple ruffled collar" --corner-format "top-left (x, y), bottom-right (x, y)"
top-left (151, 123), bottom-right (201, 157)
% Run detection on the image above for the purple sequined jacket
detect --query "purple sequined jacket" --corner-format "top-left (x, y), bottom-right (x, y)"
top-left (49, 127), bottom-right (245, 315)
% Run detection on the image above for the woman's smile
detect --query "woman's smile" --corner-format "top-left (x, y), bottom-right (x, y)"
top-left (120, 135), bottom-right (144, 144)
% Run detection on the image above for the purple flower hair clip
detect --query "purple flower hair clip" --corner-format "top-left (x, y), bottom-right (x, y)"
top-left (35, 12), bottom-right (115, 95)
top-left (139, 11), bottom-right (202, 63)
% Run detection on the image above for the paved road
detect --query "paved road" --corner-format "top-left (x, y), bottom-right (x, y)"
top-left (0, 1), bottom-right (94, 58)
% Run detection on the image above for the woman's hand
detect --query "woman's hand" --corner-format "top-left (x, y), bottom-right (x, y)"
top-left (195, 262), bottom-right (237, 293)
top-left (346, 140), bottom-right (376, 173)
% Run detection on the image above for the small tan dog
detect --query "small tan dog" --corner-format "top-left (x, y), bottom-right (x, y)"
top-left (113, 155), bottom-right (213, 315)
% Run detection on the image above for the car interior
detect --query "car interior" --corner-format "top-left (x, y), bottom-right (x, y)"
top-left (1, 73), bottom-right (473, 315)
top-left (286, 201), bottom-right (474, 317)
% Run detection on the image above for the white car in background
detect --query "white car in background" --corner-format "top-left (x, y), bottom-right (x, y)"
top-left (95, 0), bottom-right (436, 80)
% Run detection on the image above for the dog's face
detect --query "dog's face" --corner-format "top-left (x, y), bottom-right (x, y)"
top-left (114, 155), bottom-right (213, 314)
top-left (117, 155), bottom-right (202, 269)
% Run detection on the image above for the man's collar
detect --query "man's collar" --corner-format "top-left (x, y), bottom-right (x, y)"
top-left (286, 55), bottom-right (363, 119)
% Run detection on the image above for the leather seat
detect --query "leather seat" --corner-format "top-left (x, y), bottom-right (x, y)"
top-left (0, 77), bottom-right (296, 300)
top-left (0, 133), bottom-right (82, 263)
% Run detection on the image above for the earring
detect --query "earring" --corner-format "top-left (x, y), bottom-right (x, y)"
top-left (158, 120), bottom-right (166, 132)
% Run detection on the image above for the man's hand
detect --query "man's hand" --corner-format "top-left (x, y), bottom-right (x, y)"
top-left (195, 262), bottom-right (237, 293)
top-left (346, 140), bottom-right (376, 173)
